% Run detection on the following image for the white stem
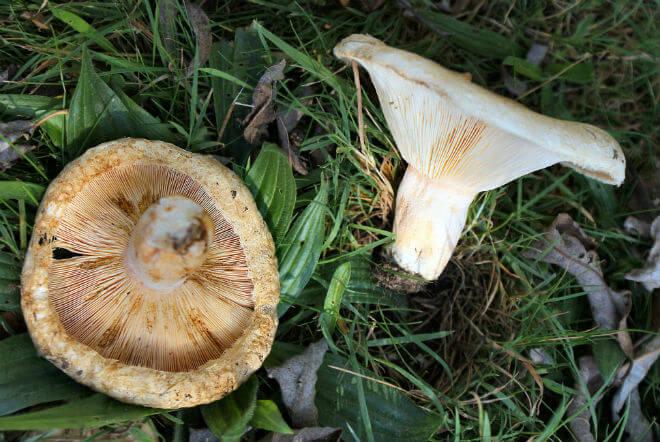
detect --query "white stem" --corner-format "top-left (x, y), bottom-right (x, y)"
top-left (126, 196), bottom-right (213, 291)
top-left (392, 166), bottom-right (476, 280)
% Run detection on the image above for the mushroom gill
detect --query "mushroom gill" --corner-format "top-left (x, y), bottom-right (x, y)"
top-left (48, 163), bottom-right (255, 372)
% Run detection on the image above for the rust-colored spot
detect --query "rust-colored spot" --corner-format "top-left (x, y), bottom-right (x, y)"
top-left (97, 317), bottom-right (123, 348)
top-left (138, 192), bottom-right (156, 215)
top-left (78, 256), bottom-right (116, 270)
top-left (189, 310), bottom-right (227, 351)
top-left (112, 195), bottom-right (136, 220)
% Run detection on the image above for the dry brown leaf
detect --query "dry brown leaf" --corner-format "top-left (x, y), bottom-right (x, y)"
top-left (0, 120), bottom-right (35, 171)
top-left (621, 388), bottom-right (654, 442)
top-left (184, 1), bottom-right (211, 75)
top-left (243, 60), bottom-right (286, 145)
top-left (525, 214), bottom-right (631, 336)
top-left (567, 356), bottom-right (603, 442)
top-left (276, 86), bottom-right (312, 175)
top-left (158, 0), bottom-right (212, 74)
top-left (263, 427), bottom-right (341, 442)
top-left (612, 335), bottom-right (660, 418)
top-left (626, 216), bottom-right (660, 291)
top-left (266, 340), bottom-right (328, 428)
top-left (623, 216), bottom-right (652, 238)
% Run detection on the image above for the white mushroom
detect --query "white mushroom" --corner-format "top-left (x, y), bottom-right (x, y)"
top-left (335, 34), bottom-right (625, 281)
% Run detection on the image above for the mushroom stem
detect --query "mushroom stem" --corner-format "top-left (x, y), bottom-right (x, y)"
top-left (392, 166), bottom-right (476, 280)
top-left (126, 196), bottom-right (213, 290)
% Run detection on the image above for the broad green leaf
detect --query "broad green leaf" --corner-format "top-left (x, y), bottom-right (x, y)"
top-left (267, 343), bottom-right (442, 442)
top-left (246, 143), bottom-right (296, 244)
top-left (277, 180), bottom-right (328, 315)
top-left (402, 1), bottom-right (523, 59)
top-left (0, 334), bottom-right (89, 416)
top-left (201, 376), bottom-right (258, 442)
top-left (51, 9), bottom-right (116, 52)
top-left (321, 262), bottom-right (351, 337)
top-left (0, 95), bottom-right (60, 118)
top-left (65, 48), bottom-right (173, 155)
top-left (0, 181), bottom-right (45, 205)
top-left (0, 394), bottom-right (160, 430)
top-left (209, 26), bottom-right (265, 164)
top-left (250, 400), bottom-right (293, 434)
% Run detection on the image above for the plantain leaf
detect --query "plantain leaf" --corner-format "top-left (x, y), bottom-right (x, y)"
top-left (201, 376), bottom-right (258, 442)
top-left (246, 143), bottom-right (296, 244)
top-left (277, 179), bottom-right (328, 315)
top-left (250, 400), bottom-right (293, 434)
top-left (266, 343), bottom-right (443, 442)
top-left (65, 48), bottom-right (174, 156)
top-left (0, 393), bottom-right (160, 430)
top-left (0, 334), bottom-right (89, 417)
top-left (0, 95), bottom-right (60, 118)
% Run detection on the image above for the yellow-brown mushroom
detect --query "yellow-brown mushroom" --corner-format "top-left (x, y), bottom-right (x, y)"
top-left (21, 138), bottom-right (279, 408)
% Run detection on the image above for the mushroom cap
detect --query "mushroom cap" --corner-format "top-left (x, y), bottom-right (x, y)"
top-left (21, 138), bottom-right (279, 409)
top-left (334, 34), bottom-right (625, 189)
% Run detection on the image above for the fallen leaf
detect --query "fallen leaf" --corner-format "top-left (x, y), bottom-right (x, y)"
top-left (526, 43), bottom-right (549, 65)
top-left (612, 335), bottom-right (660, 418)
top-left (567, 356), bottom-right (603, 442)
top-left (243, 60), bottom-right (286, 145)
top-left (158, 0), bottom-right (212, 74)
top-left (184, 2), bottom-right (212, 75)
top-left (0, 120), bottom-right (35, 171)
top-left (525, 214), bottom-right (631, 334)
top-left (621, 388), bottom-right (654, 442)
top-left (626, 216), bottom-right (660, 291)
top-left (189, 429), bottom-right (219, 442)
top-left (266, 340), bottom-right (328, 428)
top-left (529, 347), bottom-right (554, 366)
top-left (20, 11), bottom-right (49, 30)
top-left (263, 427), bottom-right (341, 442)
top-left (623, 216), bottom-right (651, 237)
top-left (276, 86), bottom-right (312, 175)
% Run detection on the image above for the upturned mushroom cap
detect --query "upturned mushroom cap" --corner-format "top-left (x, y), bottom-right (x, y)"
top-left (334, 34), bottom-right (625, 281)
top-left (21, 138), bottom-right (279, 408)
top-left (334, 34), bottom-right (625, 189)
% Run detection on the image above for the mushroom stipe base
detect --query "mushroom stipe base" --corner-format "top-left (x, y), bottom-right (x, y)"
top-left (21, 138), bottom-right (279, 409)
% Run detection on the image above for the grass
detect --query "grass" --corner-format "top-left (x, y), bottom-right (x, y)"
top-left (0, 0), bottom-right (658, 441)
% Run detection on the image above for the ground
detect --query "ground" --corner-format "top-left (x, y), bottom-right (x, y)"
top-left (0, 1), bottom-right (658, 441)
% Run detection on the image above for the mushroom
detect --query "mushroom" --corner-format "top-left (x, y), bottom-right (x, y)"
top-left (334, 35), bottom-right (625, 281)
top-left (21, 138), bottom-right (279, 408)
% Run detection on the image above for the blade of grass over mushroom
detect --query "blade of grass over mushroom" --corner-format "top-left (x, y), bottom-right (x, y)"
top-left (246, 143), bottom-right (296, 244)
top-left (0, 334), bottom-right (89, 417)
top-left (0, 394), bottom-right (161, 430)
top-left (201, 376), bottom-right (258, 442)
top-left (277, 179), bottom-right (328, 315)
